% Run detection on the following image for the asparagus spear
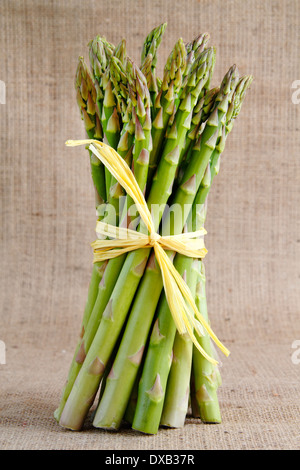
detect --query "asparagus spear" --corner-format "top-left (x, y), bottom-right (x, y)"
top-left (183, 33), bottom-right (210, 81)
top-left (191, 75), bottom-right (253, 423)
top-left (131, 238), bottom-right (201, 433)
top-left (55, 49), bottom-right (131, 424)
top-left (146, 37), bottom-right (187, 186)
top-left (74, 56), bottom-right (106, 205)
top-left (190, 259), bottom-right (223, 422)
top-left (121, 58), bottom-right (152, 209)
top-left (178, 87), bottom-right (220, 178)
top-left (88, 36), bottom-right (115, 132)
top-left (73, 57), bottom-right (107, 345)
top-left (100, 56), bottom-right (133, 222)
top-left (57, 60), bottom-right (152, 428)
top-left (119, 40), bottom-right (193, 416)
top-left (89, 36), bottom-right (122, 198)
top-left (54, 56), bottom-right (107, 423)
top-left (91, 67), bottom-right (238, 431)
top-left (140, 23), bottom-right (167, 112)
top-left (141, 23), bottom-right (167, 70)
top-left (160, 162), bottom-right (213, 428)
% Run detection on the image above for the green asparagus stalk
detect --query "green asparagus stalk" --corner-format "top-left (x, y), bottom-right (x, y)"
top-left (178, 87), bottom-right (220, 176)
top-left (99, 56), bottom-right (133, 222)
top-left (57, 60), bottom-right (152, 429)
top-left (191, 75), bottom-right (253, 422)
top-left (121, 58), bottom-right (152, 210)
top-left (74, 57), bottom-right (106, 205)
top-left (160, 163), bottom-right (213, 428)
top-left (185, 33), bottom-right (210, 70)
top-left (91, 67), bottom-right (239, 431)
top-left (130, 96), bottom-right (231, 434)
top-left (160, 276), bottom-right (200, 428)
top-left (55, 50), bottom-right (131, 425)
top-left (89, 36), bottom-right (122, 198)
top-left (54, 56), bottom-right (107, 423)
top-left (130, 172), bottom-right (211, 433)
top-left (130, 251), bottom-right (201, 433)
top-left (140, 23), bottom-right (167, 113)
top-left (141, 23), bottom-right (167, 70)
top-left (73, 57), bottom-right (108, 343)
top-left (146, 38), bottom-right (187, 186)
top-left (190, 260), bottom-right (222, 422)
top-left (88, 36), bottom-right (115, 130)
top-left (188, 153), bottom-right (223, 423)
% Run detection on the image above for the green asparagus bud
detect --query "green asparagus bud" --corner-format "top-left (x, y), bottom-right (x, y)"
top-left (184, 32), bottom-right (210, 79)
top-left (141, 23), bottom-right (167, 69)
top-left (178, 87), bottom-right (220, 169)
top-left (141, 23), bottom-right (167, 110)
top-left (147, 37), bottom-right (187, 185)
top-left (88, 36), bottom-right (115, 116)
top-left (75, 57), bottom-right (106, 204)
top-left (119, 59), bottom-right (152, 224)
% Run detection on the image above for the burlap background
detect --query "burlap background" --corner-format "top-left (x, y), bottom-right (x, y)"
top-left (0, 0), bottom-right (299, 450)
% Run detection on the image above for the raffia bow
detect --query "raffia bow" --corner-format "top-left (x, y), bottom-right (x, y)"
top-left (66, 139), bottom-right (230, 364)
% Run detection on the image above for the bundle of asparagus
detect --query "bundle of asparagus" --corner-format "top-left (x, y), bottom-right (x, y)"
top-left (55, 24), bottom-right (252, 434)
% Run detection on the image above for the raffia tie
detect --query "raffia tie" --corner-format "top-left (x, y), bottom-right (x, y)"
top-left (66, 139), bottom-right (230, 364)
